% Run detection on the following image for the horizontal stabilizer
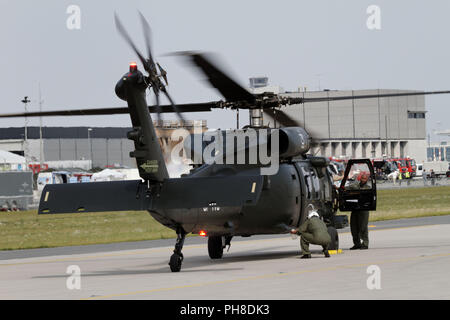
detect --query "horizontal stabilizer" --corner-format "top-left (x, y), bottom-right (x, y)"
top-left (38, 180), bottom-right (149, 214)
top-left (153, 175), bottom-right (263, 209)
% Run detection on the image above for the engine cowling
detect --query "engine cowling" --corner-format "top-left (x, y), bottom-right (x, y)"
top-left (278, 127), bottom-right (311, 158)
top-left (182, 127), bottom-right (311, 164)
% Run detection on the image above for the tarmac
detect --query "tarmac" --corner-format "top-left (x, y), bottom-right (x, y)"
top-left (1, 215), bottom-right (449, 300)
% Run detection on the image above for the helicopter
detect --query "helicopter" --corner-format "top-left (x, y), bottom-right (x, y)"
top-left (3, 13), bottom-right (450, 272)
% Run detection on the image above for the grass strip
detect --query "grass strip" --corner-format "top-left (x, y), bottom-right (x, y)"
top-left (1, 186), bottom-right (449, 250)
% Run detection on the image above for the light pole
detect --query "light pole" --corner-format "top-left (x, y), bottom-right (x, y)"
top-left (38, 84), bottom-right (44, 169)
top-left (88, 128), bottom-right (93, 169)
top-left (21, 96), bottom-right (31, 169)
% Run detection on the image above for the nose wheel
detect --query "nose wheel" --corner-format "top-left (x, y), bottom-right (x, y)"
top-left (169, 228), bottom-right (186, 272)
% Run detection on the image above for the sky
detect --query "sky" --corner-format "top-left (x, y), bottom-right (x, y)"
top-left (1, 0), bottom-right (450, 141)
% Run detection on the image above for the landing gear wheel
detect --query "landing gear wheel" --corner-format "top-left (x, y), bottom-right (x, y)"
top-left (208, 236), bottom-right (224, 259)
top-left (327, 226), bottom-right (339, 251)
top-left (169, 253), bottom-right (184, 272)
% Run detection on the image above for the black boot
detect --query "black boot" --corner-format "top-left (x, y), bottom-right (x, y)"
top-left (323, 246), bottom-right (330, 258)
top-left (301, 254), bottom-right (311, 259)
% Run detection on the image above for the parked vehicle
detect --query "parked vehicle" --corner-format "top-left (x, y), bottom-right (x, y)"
top-left (416, 163), bottom-right (424, 177)
top-left (422, 161), bottom-right (450, 177)
top-left (391, 158), bottom-right (416, 177)
top-left (372, 159), bottom-right (397, 181)
top-left (37, 171), bottom-right (71, 191)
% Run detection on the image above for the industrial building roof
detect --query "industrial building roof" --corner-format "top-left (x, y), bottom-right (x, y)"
top-left (0, 127), bottom-right (131, 140)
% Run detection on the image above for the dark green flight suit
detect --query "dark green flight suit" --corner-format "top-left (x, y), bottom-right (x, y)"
top-left (298, 216), bottom-right (331, 255)
top-left (347, 180), bottom-right (371, 249)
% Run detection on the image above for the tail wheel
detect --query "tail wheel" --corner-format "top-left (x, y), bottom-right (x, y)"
top-left (327, 226), bottom-right (339, 250)
top-left (208, 236), bottom-right (224, 259)
top-left (169, 253), bottom-right (183, 272)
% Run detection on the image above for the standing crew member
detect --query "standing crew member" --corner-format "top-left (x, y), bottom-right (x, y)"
top-left (430, 169), bottom-right (436, 186)
top-left (291, 211), bottom-right (331, 259)
top-left (405, 170), bottom-right (411, 186)
top-left (348, 172), bottom-right (372, 250)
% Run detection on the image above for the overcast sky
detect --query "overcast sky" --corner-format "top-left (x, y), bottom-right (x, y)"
top-left (1, 0), bottom-right (449, 141)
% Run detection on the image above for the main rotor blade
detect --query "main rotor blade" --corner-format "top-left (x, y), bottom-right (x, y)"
top-left (263, 108), bottom-right (320, 141)
top-left (157, 63), bottom-right (169, 86)
top-left (114, 13), bottom-right (148, 71)
top-left (154, 91), bottom-right (162, 123)
top-left (301, 90), bottom-right (450, 103)
top-left (0, 107), bottom-right (130, 118)
top-left (263, 108), bottom-right (300, 128)
top-left (175, 51), bottom-right (256, 103)
top-left (159, 87), bottom-right (185, 122)
top-left (0, 102), bottom-right (219, 119)
top-left (138, 11), bottom-right (156, 72)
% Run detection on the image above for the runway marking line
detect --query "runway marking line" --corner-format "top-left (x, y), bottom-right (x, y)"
top-left (0, 224), bottom-right (444, 267)
top-left (82, 251), bottom-right (450, 300)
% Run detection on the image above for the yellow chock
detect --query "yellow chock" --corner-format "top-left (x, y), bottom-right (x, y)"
top-left (328, 249), bottom-right (343, 255)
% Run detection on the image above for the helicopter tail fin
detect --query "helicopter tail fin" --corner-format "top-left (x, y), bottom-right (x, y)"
top-left (116, 70), bottom-right (169, 182)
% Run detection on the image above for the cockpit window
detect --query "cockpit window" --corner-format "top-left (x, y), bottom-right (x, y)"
top-left (300, 167), bottom-right (322, 200)
top-left (300, 167), bottom-right (313, 199)
top-left (310, 168), bottom-right (320, 199)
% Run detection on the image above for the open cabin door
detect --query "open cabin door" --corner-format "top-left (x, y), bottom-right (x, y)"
top-left (338, 159), bottom-right (377, 212)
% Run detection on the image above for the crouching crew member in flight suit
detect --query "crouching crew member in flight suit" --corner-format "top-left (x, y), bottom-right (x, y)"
top-left (291, 211), bottom-right (331, 259)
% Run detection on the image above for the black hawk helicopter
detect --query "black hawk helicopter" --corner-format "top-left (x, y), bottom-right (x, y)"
top-left (3, 13), bottom-right (450, 272)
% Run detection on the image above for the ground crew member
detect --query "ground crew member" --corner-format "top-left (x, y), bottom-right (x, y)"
top-left (405, 170), bottom-right (410, 186)
top-left (291, 211), bottom-right (331, 259)
top-left (430, 169), bottom-right (436, 186)
top-left (347, 172), bottom-right (371, 250)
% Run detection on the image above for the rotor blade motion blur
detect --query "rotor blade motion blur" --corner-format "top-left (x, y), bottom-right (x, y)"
top-left (175, 52), bottom-right (256, 104)
top-left (114, 13), bottom-right (149, 72)
top-left (138, 10), bottom-right (156, 73)
top-left (301, 90), bottom-right (450, 103)
top-left (263, 108), bottom-right (300, 127)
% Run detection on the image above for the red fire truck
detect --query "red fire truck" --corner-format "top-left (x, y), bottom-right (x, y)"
top-left (388, 158), bottom-right (417, 177)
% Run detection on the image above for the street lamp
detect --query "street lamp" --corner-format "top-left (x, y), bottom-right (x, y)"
top-left (21, 96), bottom-right (31, 169)
top-left (87, 128), bottom-right (93, 169)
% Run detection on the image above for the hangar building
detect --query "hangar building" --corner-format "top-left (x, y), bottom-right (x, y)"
top-left (0, 83), bottom-right (430, 167)
top-left (0, 120), bottom-right (207, 169)
top-left (256, 83), bottom-right (428, 163)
